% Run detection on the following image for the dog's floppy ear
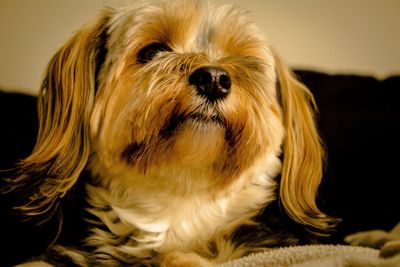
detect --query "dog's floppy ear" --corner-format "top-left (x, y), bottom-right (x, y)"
top-left (273, 51), bottom-right (337, 234)
top-left (6, 12), bottom-right (110, 223)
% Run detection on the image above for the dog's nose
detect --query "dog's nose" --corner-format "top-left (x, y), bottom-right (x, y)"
top-left (189, 67), bottom-right (231, 101)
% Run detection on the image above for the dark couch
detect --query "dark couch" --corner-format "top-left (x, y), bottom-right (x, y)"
top-left (1, 70), bottom-right (399, 266)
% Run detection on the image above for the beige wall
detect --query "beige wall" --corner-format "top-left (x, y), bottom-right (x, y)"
top-left (1, 0), bottom-right (399, 95)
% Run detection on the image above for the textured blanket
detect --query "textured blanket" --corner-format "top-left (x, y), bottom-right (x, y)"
top-left (217, 245), bottom-right (400, 267)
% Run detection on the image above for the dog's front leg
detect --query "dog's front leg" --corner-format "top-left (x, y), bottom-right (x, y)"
top-left (160, 251), bottom-right (212, 267)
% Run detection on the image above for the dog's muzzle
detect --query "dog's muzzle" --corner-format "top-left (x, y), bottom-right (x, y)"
top-left (189, 66), bottom-right (231, 102)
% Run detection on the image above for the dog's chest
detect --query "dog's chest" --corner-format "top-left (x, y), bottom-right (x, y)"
top-left (86, 153), bottom-right (281, 255)
top-left (86, 176), bottom-right (277, 255)
top-left (111, 196), bottom-right (237, 251)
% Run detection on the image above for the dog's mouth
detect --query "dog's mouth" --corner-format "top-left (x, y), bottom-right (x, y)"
top-left (159, 111), bottom-right (226, 138)
top-left (187, 112), bottom-right (225, 125)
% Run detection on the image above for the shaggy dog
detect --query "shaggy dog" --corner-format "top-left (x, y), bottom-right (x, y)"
top-left (5, 0), bottom-right (337, 266)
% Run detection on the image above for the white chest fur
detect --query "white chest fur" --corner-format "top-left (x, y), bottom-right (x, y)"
top-left (86, 153), bottom-right (281, 256)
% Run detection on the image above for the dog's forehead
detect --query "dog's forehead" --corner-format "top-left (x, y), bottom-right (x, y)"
top-left (110, 0), bottom-right (267, 56)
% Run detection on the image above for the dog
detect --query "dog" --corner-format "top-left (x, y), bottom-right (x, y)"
top-left (4, 0), bottom-right (338, 266)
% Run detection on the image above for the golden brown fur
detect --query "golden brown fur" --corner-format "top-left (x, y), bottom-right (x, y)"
top-left (6, 0), bottom-right (337, 266)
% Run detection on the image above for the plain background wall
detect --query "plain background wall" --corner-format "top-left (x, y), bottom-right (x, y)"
top-left (1, 0), bottom-right (399, 95)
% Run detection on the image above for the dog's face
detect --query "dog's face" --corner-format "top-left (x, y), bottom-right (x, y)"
top-left (90, 1), bottom-right (284, 191)
top-left (11, 0), bottom-right (334, 233)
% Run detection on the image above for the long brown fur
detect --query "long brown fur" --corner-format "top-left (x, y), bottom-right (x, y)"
top-left (274, 51), bottom-right (335, 233)
top-left (7, 11), bottom-right (111, 221)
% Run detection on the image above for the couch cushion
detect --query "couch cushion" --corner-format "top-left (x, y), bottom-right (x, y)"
top-left (295, 70), bottom-right (400, 241)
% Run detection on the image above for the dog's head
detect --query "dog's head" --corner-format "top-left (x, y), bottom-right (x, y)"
top-left (9, 0), bottom-right (334, 233)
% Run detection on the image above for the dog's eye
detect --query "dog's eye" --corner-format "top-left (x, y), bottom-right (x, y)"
top-left (137, 43), bottom-right (171, 64)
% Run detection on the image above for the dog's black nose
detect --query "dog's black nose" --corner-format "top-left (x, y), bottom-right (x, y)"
top-left (189, 66), bottom-right (231, 101)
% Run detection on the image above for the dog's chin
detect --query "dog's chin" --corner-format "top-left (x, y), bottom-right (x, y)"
top-left (170, 114), bottom-right (228, 166)
top-left (119, 111), bottom-right (230, 171)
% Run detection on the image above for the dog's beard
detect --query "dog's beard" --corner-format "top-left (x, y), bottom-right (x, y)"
top-left (160, 103), bottom-right (226, 138)
top-left (118, 95), bottom-right (240, 182)
top-left (159, 104), bottom-right (229, 159)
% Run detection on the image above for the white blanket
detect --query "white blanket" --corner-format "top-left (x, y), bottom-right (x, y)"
top-left (217, 245), bottom-right (400, 267)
